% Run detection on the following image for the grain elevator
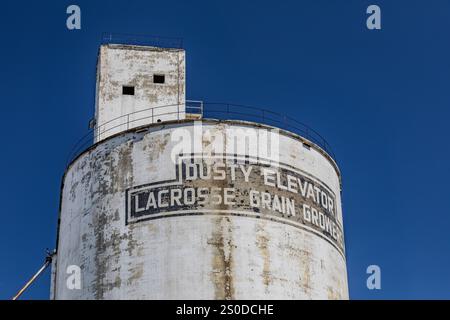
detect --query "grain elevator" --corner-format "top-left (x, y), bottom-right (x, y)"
top-left (51, 42), bottom-right (348, 299)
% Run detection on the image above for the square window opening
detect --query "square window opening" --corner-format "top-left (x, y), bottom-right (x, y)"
top-left (153, 74), bottom-right (165, 84)
top-left (122, 86), bottom-right (135, 95)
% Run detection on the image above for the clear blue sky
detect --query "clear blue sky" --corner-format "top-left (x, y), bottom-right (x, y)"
top-left (0, 0), bottom-right (449, 300)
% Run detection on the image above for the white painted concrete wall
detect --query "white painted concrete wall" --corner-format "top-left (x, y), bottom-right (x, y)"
top-left (95, 44), bottom-right (185, 142)
top-left (54, 120), bottom-right (347, 299)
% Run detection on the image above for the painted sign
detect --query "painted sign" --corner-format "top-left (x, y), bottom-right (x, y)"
top-left (126, 155), bottom-right (344, 254)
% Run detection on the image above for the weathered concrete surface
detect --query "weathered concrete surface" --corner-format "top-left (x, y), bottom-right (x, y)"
top-left (95, 44), bottom-right (185, 142)
top-left (53, 120), bottom-right (348, 299)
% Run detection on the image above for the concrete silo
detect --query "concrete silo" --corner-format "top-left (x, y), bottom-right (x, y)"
top-left (51, 42), bottom-right (348, 299)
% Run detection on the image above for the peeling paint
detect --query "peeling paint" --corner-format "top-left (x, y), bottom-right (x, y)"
top-left (54, 120), bottom-right (348, 300)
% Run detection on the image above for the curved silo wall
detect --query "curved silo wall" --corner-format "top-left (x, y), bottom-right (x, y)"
top-left (53, 119), bottom-right (347, 299)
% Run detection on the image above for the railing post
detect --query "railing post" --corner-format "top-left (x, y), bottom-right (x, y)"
top-left (152, 108), bottom-right (154, 123)
top-left (127, 114), bottom-right (130, 130)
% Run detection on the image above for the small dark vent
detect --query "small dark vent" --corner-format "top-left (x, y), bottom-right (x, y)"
top-left (153, 74), bottom-right (165, 84)
top-left (122, 86), bottom-right (135, 95)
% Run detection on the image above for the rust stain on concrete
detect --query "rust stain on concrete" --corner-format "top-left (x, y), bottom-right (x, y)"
top-left (208, 217), bottom-right (235, 300)
top-left (255, 221), bottom-right (272, 291)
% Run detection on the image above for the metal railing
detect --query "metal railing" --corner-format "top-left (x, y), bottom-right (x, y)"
top-left (101, 32), bottom-right (183, 49)
top-left (203, 103), bottom-right (336, 160)
top-left (93, 101), bottom-right (203, 142)
top-left (66, 101), bottom-right (336, 166)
